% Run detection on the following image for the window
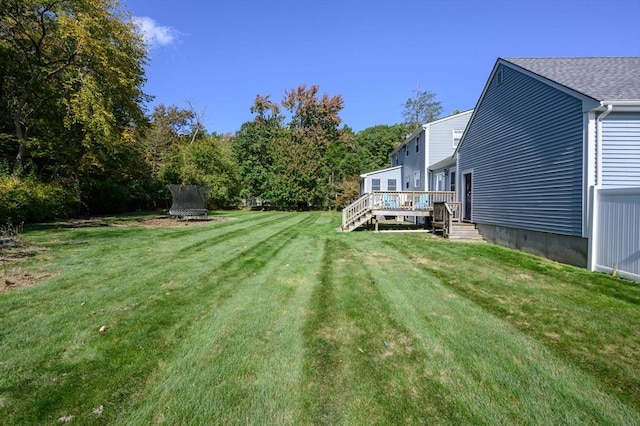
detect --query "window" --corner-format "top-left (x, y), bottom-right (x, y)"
top-left (394, 153), bottom-right (398, 165)
top-left (414, 171), bottom-right (421, 188)
top-left (415, 136), bottom-right (420, 153)
top-left (452, 129), bottom-right (463, 148)
top-left (496, 68), bottom-right (504, 86)
top-left (371, 178), bottom-right (380, 191)
top-left (405, 146), bottom-right (408, 157)
top-left (405, 176), bottom-right (410, 189)
top-left (450, 171), bottom-right (456, 192)
top-left (387, 179), bottom-right (396, 191)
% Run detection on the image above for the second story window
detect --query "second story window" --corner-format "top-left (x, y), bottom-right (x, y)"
top-left (416, 136), bottom-right (420, 153)
top-left (452, 129), bottom-right (463, 148)
top-left (372, 178), bottom-right (381, 191)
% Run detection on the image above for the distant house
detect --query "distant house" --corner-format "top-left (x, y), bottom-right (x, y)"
top-left (361, 110), bottom-right (472, 195)
top-left (455, 57), bottom-right (640, 279)
top-left (360, 166), bottom-right (402, 194)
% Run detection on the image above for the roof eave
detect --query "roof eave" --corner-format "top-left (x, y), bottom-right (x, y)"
top-left (360, 165), bottom-right (403, 178)
top-left (596, 100), bottom-right (640, 112)
top-left (391, 110), bottom-right (474, 156)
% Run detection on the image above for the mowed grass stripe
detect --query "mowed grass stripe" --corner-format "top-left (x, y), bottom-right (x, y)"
top-left (0, 212), bottom-right (305, 353)
top-left (1, 212), bottom-right (638, 424)
top-left (119, 213), bottom-right (327, 424)
top-left (302, 237), bottom-right (449, 424)
top-left (355, 234), bottom-right (638, 424)
top-left (0, 212), bottom-right (313, 424)
top-left (381, 236), bottom-right (640, 411)
top-left (299, 230), bottom-right (638, 424)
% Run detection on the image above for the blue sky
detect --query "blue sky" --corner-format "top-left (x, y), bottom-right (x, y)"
top-left (125, 0), bottom-right (640, 134)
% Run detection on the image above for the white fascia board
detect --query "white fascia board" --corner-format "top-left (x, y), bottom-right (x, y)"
top-left (360, 165), bottom-right (403, 178)
top-left (422, 109), bottom-right (474, 128)
top-left (595, 100), bottom-right (640, 112)
top-left (428, 155), bottom-right (456, 171)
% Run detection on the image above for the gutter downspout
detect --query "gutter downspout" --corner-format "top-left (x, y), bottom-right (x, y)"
top-left (589, 103), bottom-right (613, 271)
top-left (596, 103), bottom-right (613, 186)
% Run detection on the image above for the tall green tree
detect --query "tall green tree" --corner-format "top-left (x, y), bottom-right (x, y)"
top-left (143, 104), bottom-right (240, 208)
top-left (233, 86), bottom-right (348, 209)
top-left (144, 104), bottom-right (198, 180)
top-left (352, 124), bottom-right (409, 172)
top-left (178, 133), bottom-right (240, 208)
top-left (402, 88), bottom-right (442, 130)
top-left (269, 84), bottom-right (345, 208)
top-left (0, 0), bottom-right (148, 174)
top-left (231, 95), bottom-right (284, 201)
top-left (233, 89), bottom-right (411, 209)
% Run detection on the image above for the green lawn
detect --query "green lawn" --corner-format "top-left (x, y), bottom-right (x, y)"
top-left (1, 211), bottom-right (639, 425)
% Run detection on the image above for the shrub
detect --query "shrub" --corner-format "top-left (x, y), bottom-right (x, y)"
top-left (0, 175), bottom-right (75, 223)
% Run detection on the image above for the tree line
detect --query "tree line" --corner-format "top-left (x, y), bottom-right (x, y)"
top-left (0, 0), bottom-right (440, 223)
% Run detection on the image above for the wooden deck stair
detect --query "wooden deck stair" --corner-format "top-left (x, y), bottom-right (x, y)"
top-left (342, 212), bottom-right (373, 232)
top-left (443, 222), bottom-right (485, 242)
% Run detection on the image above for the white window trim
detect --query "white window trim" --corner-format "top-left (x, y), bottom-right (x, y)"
top-left (452, 129), bottom-right (463, 148)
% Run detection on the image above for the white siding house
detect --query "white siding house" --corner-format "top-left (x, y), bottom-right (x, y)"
top-left (361, 110), bottom-right (472, 195)
top-left (456, 57), bottom-right (640, 279)
top-left (360, 166), bottom-right (402, 194)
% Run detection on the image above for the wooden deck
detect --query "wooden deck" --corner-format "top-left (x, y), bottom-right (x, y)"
top-left (341, 191), bottom-right (455, 232)
top-left (341, 192), bottom-right (483, 240)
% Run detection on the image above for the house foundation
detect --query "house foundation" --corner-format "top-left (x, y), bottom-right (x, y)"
top-left (476, 223), bottom-right (588, 268)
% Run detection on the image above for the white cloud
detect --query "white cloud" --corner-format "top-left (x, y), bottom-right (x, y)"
top-left (133, 16), bottom-right (177, 48)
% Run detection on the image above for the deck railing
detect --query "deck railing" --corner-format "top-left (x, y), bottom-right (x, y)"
top-left (369, 191), bottom-right (455, 211)
top-left (342, 193), bottom-right (373, 230)
top-left (342, 191), bottom-right (456, 231)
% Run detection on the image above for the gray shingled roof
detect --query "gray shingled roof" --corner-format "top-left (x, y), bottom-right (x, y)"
top-left (502, 57), bottom-right (640, 101)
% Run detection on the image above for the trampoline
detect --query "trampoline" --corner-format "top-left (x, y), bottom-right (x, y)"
top-left (167, 184), bottom-right (210, 219)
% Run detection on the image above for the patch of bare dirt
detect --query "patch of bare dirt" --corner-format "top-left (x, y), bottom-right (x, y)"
top-left (1, 269), bottom-right (52, 293)
top-left (1, 239), bottom-right (51, 293)
top-left (129, 217), bottom-right (228, 228)
top-left (45, 215), bottom-right (231, 229)
top-left (0, 244), bottom-right (48, 263)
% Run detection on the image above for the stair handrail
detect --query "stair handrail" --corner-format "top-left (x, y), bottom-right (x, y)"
top-left (448, 202), bottom-right (462, 222)
top-left (342, 193), bottom-right (372, 230)
top-left (443, 203), bottom-right (453, 238)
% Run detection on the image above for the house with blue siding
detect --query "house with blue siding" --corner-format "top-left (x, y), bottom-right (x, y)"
top-left (455, 57), bottom-right (640, 279)
top-left (361, 110), bottom-right (472, 195)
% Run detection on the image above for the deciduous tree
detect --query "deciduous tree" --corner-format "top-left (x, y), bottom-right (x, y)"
top-left (0, 0), bottom-right (148, 174)
top-left (402, 88), bottom-right (442, 129)
top-left (270, 84), bottom-right (345, 208)
top-left (231, 95), bottom-right (283, 202)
